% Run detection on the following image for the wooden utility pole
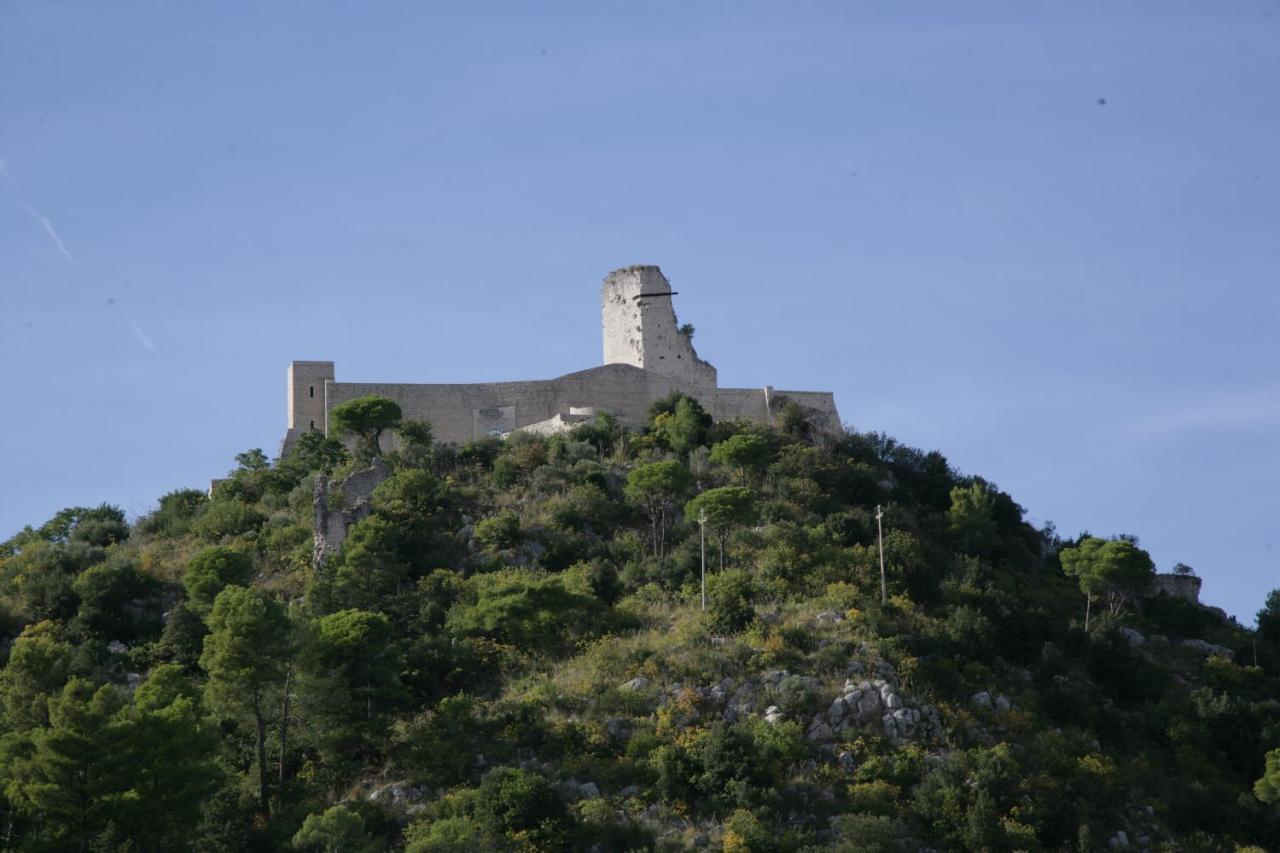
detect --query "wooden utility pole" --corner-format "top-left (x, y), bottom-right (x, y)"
top-left (876, 504), bottom-right (887, 605)
top-left (698, 509), bottom-right (708, 610)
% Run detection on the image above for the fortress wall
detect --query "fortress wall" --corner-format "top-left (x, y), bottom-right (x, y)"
top-left (319, 365), bottom-right (842, 448)
top-left (712, 388), bottom-right (773, 425)
top-left (711, 388), bottom-right (843, 433)
top-left (773, 390), bottom-right (843, 433)
top-left (324, 364), bottom-right (698, 446)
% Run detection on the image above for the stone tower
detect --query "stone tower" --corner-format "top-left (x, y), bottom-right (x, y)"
top-left (601, 265), bottom-right (717, 389)
top-left (283, 360), bottom-right (335, 454)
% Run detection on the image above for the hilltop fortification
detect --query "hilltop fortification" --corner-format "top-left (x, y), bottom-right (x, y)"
top-left (281, 265), bottom-right (841, 453)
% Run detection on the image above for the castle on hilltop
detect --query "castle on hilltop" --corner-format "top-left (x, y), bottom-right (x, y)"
top-left (282, 265), bottom-right (842, 454)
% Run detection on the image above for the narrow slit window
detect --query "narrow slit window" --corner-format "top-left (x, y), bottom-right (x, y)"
top-left (309, 386), bottom-right (314, 398)
top-left (310, 420), bottom-right (315, 430)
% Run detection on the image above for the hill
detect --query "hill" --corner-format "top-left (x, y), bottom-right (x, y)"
top-left (1, 394), bottom-right (1278, 852)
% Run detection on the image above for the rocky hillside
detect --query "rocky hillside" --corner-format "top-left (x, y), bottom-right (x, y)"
top-left (1, 393), bottom-right (1278, 852)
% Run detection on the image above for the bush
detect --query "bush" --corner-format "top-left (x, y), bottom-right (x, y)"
top-left (136, 489), bottom-right (207, 538)
top-left (708, 570), bottom-right (757, 634)
top-left (292, 805), bottom-right (378, 853)
top-left (183, 547), bottom-right (253, 612)
top-left (446, 571), bottom-right (606, 657)
top-left (192, 499), bottom-right (266, 542)
top-left (71, 558), bottom-right (156, 639)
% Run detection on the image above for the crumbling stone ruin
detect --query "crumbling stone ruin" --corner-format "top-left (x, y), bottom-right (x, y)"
top-left (1148, 572), bottom-right (1202, 604)
top-left (312, 457), bottom-right (389, 569)
top-left (281, 265), bottom-right (842, 455)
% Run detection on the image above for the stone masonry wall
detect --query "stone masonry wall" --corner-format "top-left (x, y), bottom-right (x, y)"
top-left (313, 457), bottom-right (389, 568)
top-left (1148, 573), bottom-right (1202, 605)
top-left (601, 266), bottom-right (717, 390)
top-left (324, 364), bottom-right (704, 446)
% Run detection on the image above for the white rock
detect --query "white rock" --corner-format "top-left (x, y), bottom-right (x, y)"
top-left (621, 676), bottom-right (650, 691)
top-left (994, 695), bottom-right (1012, 712)
top-left (807, 720), bottom-right (834, 742)
top-left (577, 782), bottom-right (601, 800)
top-left (828, 697), bottom-right (848, 722)
top-left (971, 691), bottom-right (993, 709)
top-left (107, 640), bottom-right (127, 654)
top-left (1181, 638), bottom-right (1234, 659)
top-left (1119, 627), bottom-right (1145, 647)
top-left (857, 693), bottom-right (882, 719)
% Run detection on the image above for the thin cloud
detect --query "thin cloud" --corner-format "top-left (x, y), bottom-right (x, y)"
top-left (1130, 383), bottom-right (1280, 436)
top-left (0, 154), bottom-right (75, 264)
top-left (129, 317), bottom-right (156, 351)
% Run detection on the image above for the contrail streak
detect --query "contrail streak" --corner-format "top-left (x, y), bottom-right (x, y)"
top-left (130, 317), bottom-right (156, 351)
top-left (0, 154), bottom-right (75, 264)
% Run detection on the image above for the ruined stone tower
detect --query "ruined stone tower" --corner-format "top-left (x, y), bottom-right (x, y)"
top-left (601, 265), bottom-right (717, 391)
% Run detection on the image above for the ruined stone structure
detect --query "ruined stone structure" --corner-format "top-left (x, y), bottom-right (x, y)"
top-left (1148, 572), bottom-right (1203, 605)
top-left (312, 458), bottom-right (388, 569)
top-left (282, 265), bottom-right (841, 454)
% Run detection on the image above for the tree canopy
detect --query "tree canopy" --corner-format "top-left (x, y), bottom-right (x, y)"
top-left (329, 395), bottom-right (404, 460)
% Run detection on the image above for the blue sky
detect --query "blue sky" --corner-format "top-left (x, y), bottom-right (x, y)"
top-left (1, 2), bottom-right (1276, 623)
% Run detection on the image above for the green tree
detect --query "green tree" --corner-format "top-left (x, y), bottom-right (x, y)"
top-left (293, 805), bottom-right (380, 853)
top-left (281, 430), bottom-right (350, 478)
top-left (391, 418), bottom-right (436, 470)
top-left (302, 609), bottom-right (402, 788)
top-left (115, 664), bottom-right (221, 848)
top-left (136, 488), bottom-right (207, 537)
top-left (685, 486), bottom-right (756, 570)
top-left (1059, 536), bottom-right (1155, 629)
top-left (446, 571), bottom-right (605, 657)
top-left (653, 395), bottom-right (712, 455)
top-left (6, 678), bottom-right (128, 852)
top-left (330, 395), bottom-right (403, 461)
top-left (157, 601), bottom-right (209, 672)
top-left (71, 557), bottom-right (154, 639)
top-left (199, 586), bottom-right (290, 814)
top-left (192, 498), bottom-right (267, 542)
top-left (710, 434), bottom-right (774, 485)
top-left (706, 570), bottom-right (758, 634)
top-left (0, 621), bottom-right (72, 731)
top-left (472, 767), bottom-right (574, 850)
top-left (183, 546), bottom-right (253, 613)
top-left (946, 482), bottom-right (997, 555)
top-left (625, 460), bottom-right (693, 560)
top-left (1257, 589), bottom-right (1280, 647)
top-left (1256, 748), bottom-right (1280, 805)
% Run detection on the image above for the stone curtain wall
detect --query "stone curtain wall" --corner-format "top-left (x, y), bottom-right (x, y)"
top-left (323, 364), bottom-right (703, 446)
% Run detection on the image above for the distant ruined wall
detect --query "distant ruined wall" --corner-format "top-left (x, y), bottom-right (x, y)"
top-left (312, 458), bottom-right (389, 568)
top-left (1148, 573), bottom-right (1202, 605)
